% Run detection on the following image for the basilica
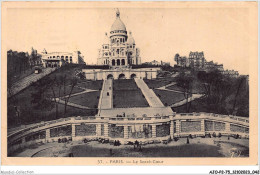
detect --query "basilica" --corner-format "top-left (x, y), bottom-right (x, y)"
top-left (83, 9), bottom-right (159, 80)
top-left (97, 9), bottom-right (141, 67)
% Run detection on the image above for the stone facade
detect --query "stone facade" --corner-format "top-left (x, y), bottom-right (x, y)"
top-left (41, 49), bottom-right (85, 68)
top-left (97, 9), bottom-right (141, 67)
top-left (83, 67), bottom-right (160, 80)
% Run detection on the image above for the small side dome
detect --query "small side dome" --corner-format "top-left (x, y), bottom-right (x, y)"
top-left (103, 32), bottom-right (110, 44)
top-left (127, 31), bottom-right (135, 45)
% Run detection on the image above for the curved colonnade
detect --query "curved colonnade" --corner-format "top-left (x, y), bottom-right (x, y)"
top-left (7, 112), bottom-right (249, 155)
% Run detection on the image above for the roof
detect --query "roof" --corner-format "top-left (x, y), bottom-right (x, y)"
top-left (110, 9), bottom-right (126, 31)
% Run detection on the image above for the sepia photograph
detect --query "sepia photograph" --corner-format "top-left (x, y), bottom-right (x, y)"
top-left (1, 1), bottom-right (258, 166)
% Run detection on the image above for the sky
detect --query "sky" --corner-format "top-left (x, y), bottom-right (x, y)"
top-left (5, 7), bottom-right (251, 75)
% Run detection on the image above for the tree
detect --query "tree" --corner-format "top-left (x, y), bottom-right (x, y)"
top-left (30, 76), bottom-right (53, 110)
top-left (63, 77), bottom-right (78, 115)
top-left (47, 76), bottom-right (63, 119)
top-left (174, 53), bottom-right (180, 65)
top-left (176, 71), bottom-right (194, 112)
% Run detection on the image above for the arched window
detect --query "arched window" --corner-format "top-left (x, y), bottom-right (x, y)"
top-left (117, 59), bottom-right (120, 66)
top-left (112, 59), bottom-right (115, 66)
top-left (122, 59), bottom-right (125, 65)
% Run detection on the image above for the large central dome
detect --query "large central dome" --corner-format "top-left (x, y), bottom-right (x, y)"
top-left (110, 9), bottom-right (126, 31)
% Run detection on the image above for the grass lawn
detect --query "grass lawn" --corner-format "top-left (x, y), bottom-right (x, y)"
top-left (45, 86), bottom-right (85, 97)
top-left (144, 78), bottom-right (175, 89)
top-left (153, 89), bottom-right (186, 106)
top-left (113, 79), bottom-right (139, 90)
top-left (68, 91), bottom-right (101, 108)
top-left (167, 82), bottom-right (206, 94)
top-left (7, 65), bottom-right (98, 128)
top-left (113, 90), bottom-right (149, 108)
top-left (113, 79), bottom-right (149, 108)
top-left (77, 80), bottom-right (103, 90)
top-left (167, 85), bottom-right (184, 92)
top-left (8, 99), bottom-right (97, 128)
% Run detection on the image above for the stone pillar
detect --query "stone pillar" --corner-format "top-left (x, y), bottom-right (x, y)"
top-left (46, 128), bottom-right (50, 142)
top-left (152, 124), bottom-right (156, 138)
top-left (201, 119), bottom-right (205, 134)
top-left (96, 124), bottom-right (102, 136)
top-left (104, 123), bottom-right (109, 138)
top-left (72, 124), bottom-right (76, 139)
top-left (170, 120), bottom-right (174, 139)
top-left (124, 125), bottom-right (128, 139)
top-left (176, 120), bottom-right (181, 136)
top-left (225, 122), bottom-right (231, 133)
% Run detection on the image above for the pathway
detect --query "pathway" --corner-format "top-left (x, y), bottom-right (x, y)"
top-left (135, 79), bottom-right (164, 107)
top-left (57, 89), bottom-right (98, 99)
top-left (9, 67), bottom-right (56, 97)
top-left (157, 82), bottom-right (177, 90)
top-left (57, 99), bottom-right (91, 109)
top-left (170, 94), bottom-right (204, 107)
top-left (98, 79), bottom-right (113, 110)
top-left (156, 87), bottom-right (183, 94)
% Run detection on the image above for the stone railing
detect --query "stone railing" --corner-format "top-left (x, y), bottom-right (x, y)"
top-left (7, 112), bottom-right (249, 148)
top-left (175, 112), bottom-right (249, 125)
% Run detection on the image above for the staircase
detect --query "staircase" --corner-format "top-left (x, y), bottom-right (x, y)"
top-left (135, 79), bottom-right (164, 107)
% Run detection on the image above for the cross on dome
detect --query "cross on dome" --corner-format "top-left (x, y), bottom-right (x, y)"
top-left (116, 8), bottom-right (120, 18)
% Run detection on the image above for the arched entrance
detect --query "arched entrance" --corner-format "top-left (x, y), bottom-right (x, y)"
top-left (118, 74), bottom-right (126, 79)
top-left (112, 59), bottom-right (115, 66)
top-left (130, 74), bottom-right (137, 79)
top-left (107, 74), bottom-right (114, 79)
